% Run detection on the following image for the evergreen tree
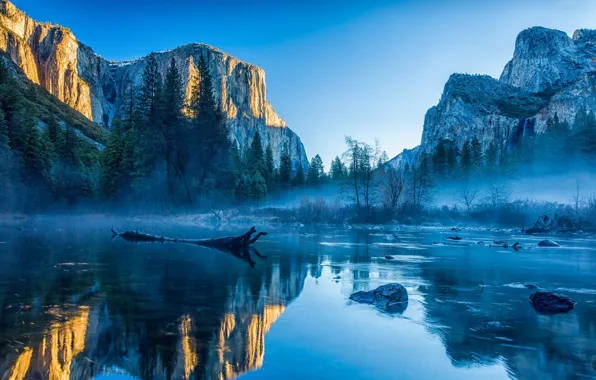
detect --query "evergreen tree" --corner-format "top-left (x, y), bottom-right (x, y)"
top-left (247, 131), bottom-right (266, 177)
top-left (235, 170), bottom-right (267, 202)
top-left (292, 163), bottom-right (306, 187)
top-left (460, 140), bottom-right (472, 177)
top-left (134, 52), bottom-right (163, 189)
top-left (21, 113), bottom-right (51, 188)
top-left (307, 154), bottom-right (324, 185)
top-left (279, 144), bottom-right (292, 187)
top-left (485, 141), bottom-right (498, 174)
top-left (470, 137), bottom-right (483, 172)
top-left (0, 108), bottom-right (7, 148)
top-left (330, 156), bottom-right (347, 180)
top-left (46, 116), bottom-right (60, 145)
top-left (189, 54), bottom-right (231, 198)
top-left (100, 119), bottom-right (126, 199)
top-left (432, 139), bottom-right (447, 177)
top-left (161, 57), bottom-right (190, 203)
top-left (265, 143), bottom-right (275, 188)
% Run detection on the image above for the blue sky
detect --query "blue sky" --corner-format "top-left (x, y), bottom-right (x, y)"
top-left (13, 0), bottom-right (596, 165)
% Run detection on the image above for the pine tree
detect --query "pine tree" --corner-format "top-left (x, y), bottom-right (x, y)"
top-left (21, 113), bottom-right (50, 185)
top-left (46, 116), bottom-right (60, 145)
top-left (292, 163), bottom-right (306, 187)
top-left (307, 154), bottom-right (324, 185)
top-left (0, 108), bottom-right (7, 149)
top-left (265, 143), bottom-right (275, 188)
top-left (189, 54), bottom-right (231, 198)
top-left (485, 141), bottom-right (498, 174)
top-left (161, 57), bottom-right (190, 203)
top-left (460, 141), bottom-right (472, 177)
top-left (134, 52), bottom-right (163, 190)
top-left (279, 144), bottom-right (292, 187)
top-left (470, 137), bottom-right (482, 172)
top-left (247, 131), bottom-right (266, 177)
top-left (100, 120), bottom-right (125, 199)
top-left (330, 156), bottom-right (347, 180)
top-left (432, 139), bottom-right (447, 177)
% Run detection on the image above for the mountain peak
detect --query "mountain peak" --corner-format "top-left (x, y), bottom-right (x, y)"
top-left (500, 26), bottom-right (595, 92)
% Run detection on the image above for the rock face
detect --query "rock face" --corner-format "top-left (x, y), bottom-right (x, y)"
top-left (529, 291), bottom-right (575, 314)
top-left (392, 26), bottom-right (596, 163)
top-left (386, 146), bottom-right (419, 171)
top-left (349, 283), bottom-right (408, 313)
top-left (0, 0), bottom-right (308, 170)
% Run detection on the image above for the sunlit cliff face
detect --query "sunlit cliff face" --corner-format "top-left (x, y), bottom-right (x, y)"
top-left (0, 0), bottom-right (285, 130)
top-left (0, 0), bottom-right (93, 119)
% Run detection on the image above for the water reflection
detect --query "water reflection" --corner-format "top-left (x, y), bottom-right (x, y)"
top-left (0, 224), bottom-right (313, 379)
top-left (1, 223), bottom-right (595, 379)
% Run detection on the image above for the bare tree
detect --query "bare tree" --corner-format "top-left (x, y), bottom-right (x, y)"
top-left (378, 165), bottom-right (405, 213)
top-left (342, 137), bottom-right (381, 212)
top-left (572, 177), bottom-right (581, 215)
top-left (486, 181), bottom-right (511, 210)
top-left (459, 183), bottom-right (479, 213)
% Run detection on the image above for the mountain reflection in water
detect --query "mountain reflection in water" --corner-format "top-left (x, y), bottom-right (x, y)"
top-left (0, 220), bottom-right (595, 380)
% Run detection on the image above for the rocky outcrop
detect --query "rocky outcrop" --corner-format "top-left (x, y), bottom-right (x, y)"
top-left (500, 27), bottom-right (596, 93)
top-left (395, 26), bottom-right (596, 163)
top-left (349, 283), bottom-right (409, 313)
top-left (0, 0), bottom-right (307, 170)
top-left (386, 146), bottom-right (419, 171)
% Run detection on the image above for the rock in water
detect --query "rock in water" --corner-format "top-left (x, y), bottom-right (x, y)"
top-left (538, 240), bottom-right (560, 247)
top-left (349, 283), bottom-right (408, 314)
top-left (529, 291), bottom-right (575, 314)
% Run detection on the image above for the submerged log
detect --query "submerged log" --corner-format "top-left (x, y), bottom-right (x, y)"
top-left (111, 226), bottom-right (268, 267)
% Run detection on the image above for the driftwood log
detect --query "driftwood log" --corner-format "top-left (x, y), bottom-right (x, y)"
top-left (111, 226), bottom-right (268, 267)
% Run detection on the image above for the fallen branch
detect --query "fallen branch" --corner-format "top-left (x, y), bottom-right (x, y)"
top-left (111, 226), bottom-right (269, 267)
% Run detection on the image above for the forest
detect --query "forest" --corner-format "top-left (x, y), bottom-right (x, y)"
top-left (1, 52), bottom-right (596, 230)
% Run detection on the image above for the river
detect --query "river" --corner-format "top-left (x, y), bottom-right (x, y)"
top-left (0, 217), bottom-right (595, 379)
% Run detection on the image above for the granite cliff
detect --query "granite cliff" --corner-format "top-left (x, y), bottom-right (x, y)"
top-left (0, 0), bottom-right (308, 169)
top-left (392, 26), bottom-right (596, 165)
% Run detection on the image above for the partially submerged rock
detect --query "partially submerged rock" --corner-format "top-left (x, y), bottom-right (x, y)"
top-left (529, 291), bottom-right (575, 314)
top-left (538, 239), bottom-right (560, 247)
top-left (349, 283), bottom-right (408, 314)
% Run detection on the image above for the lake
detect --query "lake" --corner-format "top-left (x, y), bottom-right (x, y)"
top-left (0, 217), bottom-right (595, 380)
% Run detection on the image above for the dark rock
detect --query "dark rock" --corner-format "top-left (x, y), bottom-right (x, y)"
top-left (529, 291), bottom-right (575, 314)
top-left (349, 283), bottom-right (409, 314)
top-left (349, 290), bottom-right (376, 305)
top-left (524, 284), bottom-right (538, 290)
top-left (384, 255), bottom-right (395, 260)
top-left (538, 239), bottom-right (560, 247)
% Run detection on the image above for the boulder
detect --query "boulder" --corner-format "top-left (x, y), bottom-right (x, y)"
top-left (538, 240), bottom-right (560, 247)
top-left (349, 283), bottom-right (408, 314)
top-left (529, 291), bottom-right (575, 314)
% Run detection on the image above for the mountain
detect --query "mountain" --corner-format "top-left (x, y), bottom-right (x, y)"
top-left (0, 0), bottom-right (307, 170)
top-left (391, 26), bottom-right (596, 167)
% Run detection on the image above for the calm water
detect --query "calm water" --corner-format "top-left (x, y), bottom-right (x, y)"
top-left (0, 217), bottom-right (595, 380)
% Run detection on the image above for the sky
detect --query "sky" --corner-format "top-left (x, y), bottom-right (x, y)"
top-left (13, 0), bottom-right (596, 166)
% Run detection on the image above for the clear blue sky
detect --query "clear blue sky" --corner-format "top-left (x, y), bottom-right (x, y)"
top-left (13, 0), bottom-right (596, 166)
